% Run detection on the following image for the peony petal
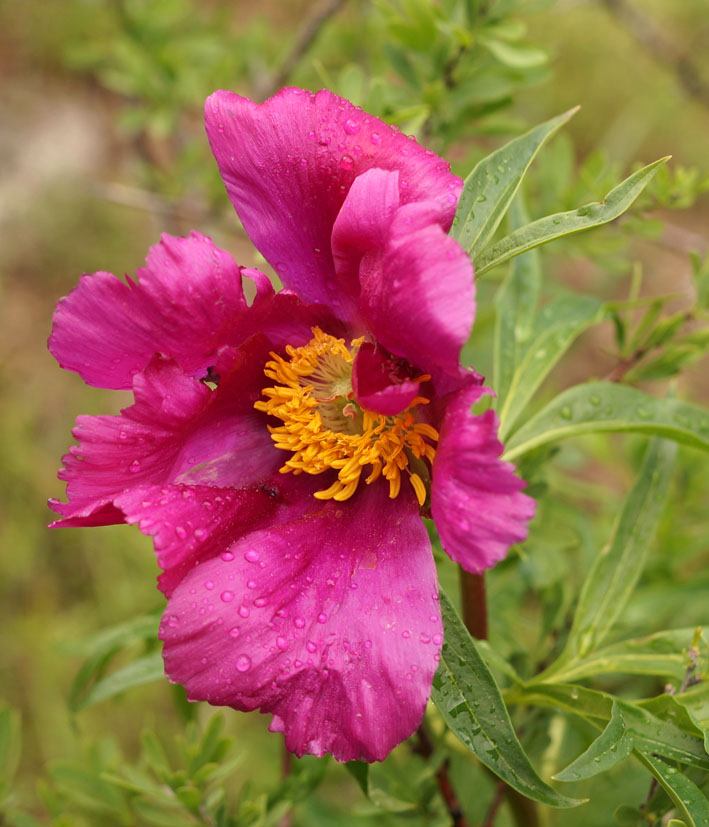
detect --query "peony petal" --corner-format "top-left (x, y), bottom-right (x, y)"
top-left (205, 88), bottom-right (461, 322)
top-left (160, 481), bottom-right (442, 762)
top-left (352, 341), bottom-right (423, 417)
top-left (114, 477), bottom-right (318, 597)
top-left (49, 231), bottom-right (337, 390)
top-left (359, 202), bottom-right (475, 393)
top-left (51, 336), bottom-right (281, 526)
top-left (431, 386), bottom-right (536, 573)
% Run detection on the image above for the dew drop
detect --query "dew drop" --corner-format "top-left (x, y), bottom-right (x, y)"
top-left (221, 551), bottom-right (235, 562)
top-left (364, 640), bottom-right (372, 649)
top-left (175, 526), bottom-right (187, 540)
top-left (559, 405), bottom-right (572, 420)
top-left (247, 580), bottom-right (257, 589)
top-left (306, 640), bottom-right (317, 653)
top-left (339, 154), bottom-right (354, 170)
top-left (432, 633), bottom-right (443, 645)
top-left (244, 549), bottom-right (260, 563)
top-left (402, 630), bottom-right (411, 639)
top-left (317, 612), bottom-right (327, 624)
top-left (129, 460), bottom-right (141, 473)
top-left (370, 131), bottom-right (381, 144)
top-left (254, 597), bottom-right (267, 608)
top-left (236, 655), bottom-right (252, 672)
top-left (204, 580), bottom-right (214, 591)
top-left (220, 590), bottom-right (234, 603)
top-left (229, 627), bottom-right (239, 638)
top-left (238, 605), bottom-right (250, 618)
top-left (344, 118), bottom-right (360, 135)
top-left (276, 636), bottom-right (288, 651)
top-left (294, 616), bottom-right (306, 629)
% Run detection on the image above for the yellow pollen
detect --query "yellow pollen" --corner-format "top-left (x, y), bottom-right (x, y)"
top-left (254, 327), bottom-right (438, 505)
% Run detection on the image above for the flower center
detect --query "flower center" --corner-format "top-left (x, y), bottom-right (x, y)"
top-left (254, 328), bottom-right (438, 505)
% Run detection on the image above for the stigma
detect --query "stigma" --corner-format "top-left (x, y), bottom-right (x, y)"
top-left (254, 328), bottom-right (438, 506)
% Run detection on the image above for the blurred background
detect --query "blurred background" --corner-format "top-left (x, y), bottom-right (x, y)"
top-left (1, 0), bottom-right (708, 824)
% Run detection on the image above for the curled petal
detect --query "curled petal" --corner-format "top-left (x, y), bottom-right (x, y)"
top-left (49, 231), bottom-right (337, 390)
top-left (431, 386), bottom-right (535, 573)
top-left (205, 88), bottom-right (461, 322)
top-left (360, 202), bottom-right (475, 393)
top-left (352, 342), bottom-right (424, 416)
top-left (160, 482), bottom-right (442, 762)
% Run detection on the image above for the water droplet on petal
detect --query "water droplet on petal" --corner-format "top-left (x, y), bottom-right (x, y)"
top-left (238, 605), bottom-right (250, 618)
top-left (244, 549), bottom-right (260, 563)
top-left (236, 655), bottom-right (252, 672)
top-left (344, 118), bottom-right (360, 135)
top-left (294, 616), bottom-right (306, 629)
top-left (432, 633), bottom-right (443, 645)
top-left (317, 613), bottom-right (327, 624)
top-left (370, 131), bottom-right (381, 144)
top-left (204, 580), bottom-right (214, 590)
top-left (129, 460), bottom-right (141, 473)
top-left (340, 154), bottom-right (354, 170)
top-left (220, 590), bottom-right (234, 602)
top-left (221, 551), bottom-right (235, 562)
top-left (175, 526), bottom-right (187, 539)
top-left (276, 636), bottom-right (288, 650)
top-left (306, 640), bottom-right (317, 653)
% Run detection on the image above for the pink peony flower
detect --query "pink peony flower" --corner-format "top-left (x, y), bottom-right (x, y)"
top-left (49, 88), bottom-right (535, 762)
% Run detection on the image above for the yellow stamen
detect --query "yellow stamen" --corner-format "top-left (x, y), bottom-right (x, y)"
top-left (254, 327), bottom-right (438, 505)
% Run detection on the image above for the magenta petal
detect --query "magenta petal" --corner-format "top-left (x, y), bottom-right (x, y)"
top-left (431, 386), bottom-right (536, 573)
top-left (205, 88), bottom-right (461, 321)
top-left (160, 482), bottom-right (442, 762)
top-left (114, 478), bottom-right (317, 597)
top-left (352, 342), bottom-right (423, 416)
top-left (49, 231), bottom-right (337, 390)
top-left (360, 202), bottom-right (475, 389)
top-left (51, 336), bottom-right (280, 526)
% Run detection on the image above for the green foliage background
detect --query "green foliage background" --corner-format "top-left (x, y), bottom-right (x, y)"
top-left (1, 0), bottom-right (708, 824)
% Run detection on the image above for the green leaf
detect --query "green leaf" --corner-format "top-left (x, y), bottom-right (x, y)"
top-left (74, 651), bottom-right (165, 712)
top-left (541, 628), bottom-right (694, 684)
top-left (502, 382), bottom-right (709, 462)
top-left (637, 753), bottom-right (709, 827)
top-left (505, 682), bottom-right (614, 723)
top-left (432, 590), bottom-right (583, 808)
top-left (493, 194), bottom-right (541, 413)
top-left (554, 702), bottom-right (633, 781)
top-left (451, 107), bottom-right (578, 258)
top-left (498, 293), bottom-right (605, 438)
top-left (544, 438), bottom-right (676, 671)
top-left (344, 760), bottom-right (416, 812)
top-left (475, 157), bottom-right (670, 276)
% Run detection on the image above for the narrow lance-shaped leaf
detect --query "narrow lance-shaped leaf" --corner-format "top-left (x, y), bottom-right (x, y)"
top-left (545, 437), bottom-right (676, 672)
top-left (498, 293), bottom-right (605, 440)
top-left (544, 628), bottom-right (695, 684)
top-left (74, 651), bottom-right (165, 712)
top-left (431, 589), bottom-right (584, 808)
top-left (493, 193), bottom-right (541, 413)
top-left (475, 157), bottom-right (670, 277)
top-left (451, 107), bottom-right (579, 258)
top-left (637, 753), bottom-right (709, 827)
top-left (503, 382), bottom-right (709, 463)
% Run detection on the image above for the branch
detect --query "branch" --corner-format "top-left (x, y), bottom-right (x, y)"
top-left (258, 0), bottom-right (349, 100)
top-left (601, 0), bottom-right (709, 111)
top-left (415, 723), bottom-right (470, 827)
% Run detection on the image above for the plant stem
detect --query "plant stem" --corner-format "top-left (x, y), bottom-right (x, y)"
top-left (459, 569), bottom-right (487, 640)
top-left (416, 722), bottom-right (470, 827)
top-left (458, 566), bottom-right (540, 827)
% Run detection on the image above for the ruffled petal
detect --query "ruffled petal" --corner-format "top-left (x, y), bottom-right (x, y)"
top-left (205, 88), bottom-right (461, 322)
top-left (49, 231), bottom-right (337, 390)
top-left (160, 481), bottom-right (442, 762)
top-left (50, 336), bottom-right (280, 526)
top-left (359, 202), bottom-right (475, 393)
top-left (431, 386), bottom-right (536, 573)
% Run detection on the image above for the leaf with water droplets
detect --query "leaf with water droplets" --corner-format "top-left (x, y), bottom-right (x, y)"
top-left (539, 438), bottom-right (676, 674)
top-left (503, 382), bottom-right (709, 462)
top-left (475, 156), bottom-right (670, 277)
top-left (637, 753), bottom-right (709, 827)
top-left (431, 590), bottom-right (584, 808)
top-left (451, 107), bottom-right (579, 259)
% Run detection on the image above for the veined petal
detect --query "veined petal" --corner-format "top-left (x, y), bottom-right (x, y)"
top-left (50, 336), bottom-right (280, 526)
top-left (49, 231), bottom-right (336, 390)
top-left (160, 481), bottom-right (442, 763)
top-left (431, 386), bottom-right (535, 573)
top-left (205, 88), bottom-right (461, 323)
top-left (360, 202), bottom-right (475, 393)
